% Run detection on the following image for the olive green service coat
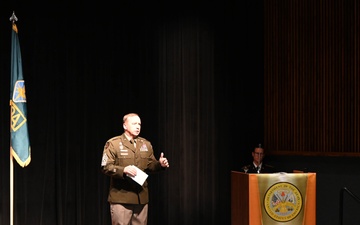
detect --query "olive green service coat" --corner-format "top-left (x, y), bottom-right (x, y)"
top-left (101, 133), bottom-right (164, 204)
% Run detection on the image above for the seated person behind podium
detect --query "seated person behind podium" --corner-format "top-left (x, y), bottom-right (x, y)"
top-left (242, 144), bottom-right (275, 173)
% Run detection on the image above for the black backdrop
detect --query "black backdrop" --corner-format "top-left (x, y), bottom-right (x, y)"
top-left (0, 1), bottom-right (265, 225)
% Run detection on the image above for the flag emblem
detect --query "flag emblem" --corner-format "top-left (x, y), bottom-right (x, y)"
top-left (12, 80), bottom-right (27, 102)
top-left (10, 100), bottom-right (27, 132)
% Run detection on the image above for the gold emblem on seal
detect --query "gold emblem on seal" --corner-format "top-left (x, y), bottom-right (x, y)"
top-left (264, 182), bottom-right (302, 222)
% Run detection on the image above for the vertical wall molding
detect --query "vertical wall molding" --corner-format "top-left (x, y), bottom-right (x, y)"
top-left (264, 0), bottom-right (360, 156)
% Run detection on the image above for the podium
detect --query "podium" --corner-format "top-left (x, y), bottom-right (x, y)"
top-left (231, 171), bottom-right (316, 225)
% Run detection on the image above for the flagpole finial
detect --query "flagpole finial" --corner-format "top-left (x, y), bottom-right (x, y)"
top-left (9, 11), bottom-right (18, 23)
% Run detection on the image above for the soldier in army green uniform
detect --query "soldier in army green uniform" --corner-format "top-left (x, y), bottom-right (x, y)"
top-left (101, 113), bottom-right (169, 225)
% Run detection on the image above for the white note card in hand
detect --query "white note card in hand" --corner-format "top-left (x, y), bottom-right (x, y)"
top-left (127, 165), bottom-right (148, 186)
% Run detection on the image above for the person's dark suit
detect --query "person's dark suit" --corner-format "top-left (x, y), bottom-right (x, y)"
top-left (242, 163), bottom-right (276, 173)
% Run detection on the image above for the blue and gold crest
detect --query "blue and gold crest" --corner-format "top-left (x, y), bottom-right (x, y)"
top-left (12, 80), bottom-right (27, 103)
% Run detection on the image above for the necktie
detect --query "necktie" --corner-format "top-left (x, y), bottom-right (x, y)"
top-left (131, 139), bottom-right (136, 147)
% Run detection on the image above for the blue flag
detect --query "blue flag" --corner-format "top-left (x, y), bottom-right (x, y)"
top-left (10, 22), bottom-right (31, 167)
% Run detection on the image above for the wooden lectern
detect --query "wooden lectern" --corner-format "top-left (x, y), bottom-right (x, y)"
top-left (231, 171), bottom-right (316, 225)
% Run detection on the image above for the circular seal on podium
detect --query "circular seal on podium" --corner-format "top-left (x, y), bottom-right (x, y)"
top-left (264, 182), bottom-right (303, 222)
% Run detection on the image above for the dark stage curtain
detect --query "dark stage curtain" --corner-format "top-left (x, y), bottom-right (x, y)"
top-left (0, 1), bottom-right (264, 225)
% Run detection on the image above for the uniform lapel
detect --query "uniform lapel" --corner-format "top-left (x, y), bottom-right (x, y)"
top-left (121, 134), bottom-right (136, 152)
